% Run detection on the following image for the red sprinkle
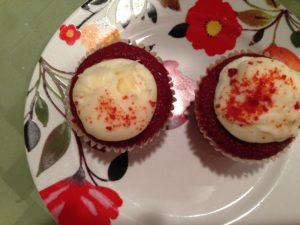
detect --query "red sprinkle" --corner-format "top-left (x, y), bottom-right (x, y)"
top-left (122, 95), bottom-right (128, 100)
top-left (230, 79), bottom-right (237, 85)
top-left (95, 91), bottom-right (149, 131)
top-left (221, 68), bottom-right (291, 124)
top-left (228, 68), bottom-right (238, 77)
top-left (294, 102), bottom-right (300, 110)
top-left (248, 61), bottom-right (254, 65)
top-left (149, 100), bottom-right (156, 108)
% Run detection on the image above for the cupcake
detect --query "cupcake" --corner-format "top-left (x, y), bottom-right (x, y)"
top-left (195, 53), bottom-right (300, 161)
top-left (68, 42), bottom-right (173, 152)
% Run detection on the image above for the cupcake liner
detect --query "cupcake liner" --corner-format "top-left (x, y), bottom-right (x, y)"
top-left (65, 40), bottom-right (175, 153)
top-left (194, 50), bottom-right (294, 163)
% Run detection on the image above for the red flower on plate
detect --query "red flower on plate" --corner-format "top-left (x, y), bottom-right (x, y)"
top-left (185, 0), bottom-right (242, 56)
top-left (59, 24), bottom-right (81, 45)
top-left (40, 169), bottom-right (122, 225)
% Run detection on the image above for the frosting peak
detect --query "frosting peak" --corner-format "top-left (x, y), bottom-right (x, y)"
top-left (214, 57), bottom-right (300, 143)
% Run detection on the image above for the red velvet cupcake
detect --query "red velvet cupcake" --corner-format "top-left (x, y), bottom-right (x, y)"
top-left (195, 52), bottom-right (300, 161)
top-left (67, 42), bottom-right (173, 152)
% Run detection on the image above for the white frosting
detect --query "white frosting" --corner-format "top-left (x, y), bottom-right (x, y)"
top-left (214, 57), bottom-right (300, 143)
top-left (72, 58), bottom-right (157, 141)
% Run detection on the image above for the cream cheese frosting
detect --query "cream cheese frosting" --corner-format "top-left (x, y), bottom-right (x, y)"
top-left (72, 58), bottom-right (157, 141)
top-left (214, 57), bottom-right (300, 143)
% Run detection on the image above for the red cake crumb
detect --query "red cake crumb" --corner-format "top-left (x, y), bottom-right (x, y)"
top-left (195, 53), bottom-right (293, 160)
top-left (228, 68), bottom-right (237, 77)
top-left (69, 42), bottom-right (173, 150)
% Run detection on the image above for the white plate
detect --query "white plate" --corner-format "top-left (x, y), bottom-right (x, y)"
top-left (24, 0), bottom-right (300, 225)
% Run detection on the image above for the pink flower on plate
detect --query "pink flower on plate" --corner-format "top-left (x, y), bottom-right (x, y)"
top-left (39, 169), bottom-right (122, 225)
top-left (164, 60), bottom-right (197, 129)
top-left (59, 24), bottom-right (81, 46)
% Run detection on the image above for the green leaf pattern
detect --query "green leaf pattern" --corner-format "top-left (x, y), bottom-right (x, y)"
top-left (35, 93), bottom-right (49, 127)
top-left (238, 10), bottom-right (273, 27)
top-left (291, 31), bottom-right (300, 47)
top-left (36, 121), bottom-right (71, 177)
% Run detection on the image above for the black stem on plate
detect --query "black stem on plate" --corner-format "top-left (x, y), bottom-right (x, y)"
top-left (285, 12), bottom-right (296, 32)
top-left (287, 13), bottom-right (300, 29)
top-left (288, 13), bottom-right (300, 26)
top-left (82, 0), bottom-right (93, 9)
top-left (272, 11), bottom-right (281, 43)
top-left (74, 133), bottom-right (84, 167)
top-left (40, 58), bottom-right (74, 76)
top-left (74, 133), bottom-right (98, 185)
top-left (45, 67), bottom-right (68, 90)
top-left (25, 64), bottom-right (43, 120)
top-left (269, 0), bottom-right (277, 8)
top-left (42, 70), bottom-right (66, 118)
top-left (26, 95), bottom-right (36, 120)
top-left (27, 77), bottom-right (40, 96)
top-left (74, 132), bottom-right (108, 186)
top-left (76, 11), bottom-right (98, 29)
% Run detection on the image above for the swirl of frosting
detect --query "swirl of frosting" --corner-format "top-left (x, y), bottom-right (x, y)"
top-left (214, 57), bottom-right (300, 143)
top-left (72, 58), bottom-right (157, 141)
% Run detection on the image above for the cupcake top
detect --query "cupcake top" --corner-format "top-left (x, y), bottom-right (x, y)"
top-left (214, 57), bottom-right (300, 143)
top-left (72, 58), bottom-right (157, 142)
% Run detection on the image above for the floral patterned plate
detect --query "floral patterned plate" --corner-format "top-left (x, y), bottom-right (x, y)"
top-left (24, 0), bottom-right (300, 225)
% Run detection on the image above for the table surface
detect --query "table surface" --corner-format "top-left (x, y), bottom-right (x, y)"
top-left (0, 0), bottom-right (299, 225)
